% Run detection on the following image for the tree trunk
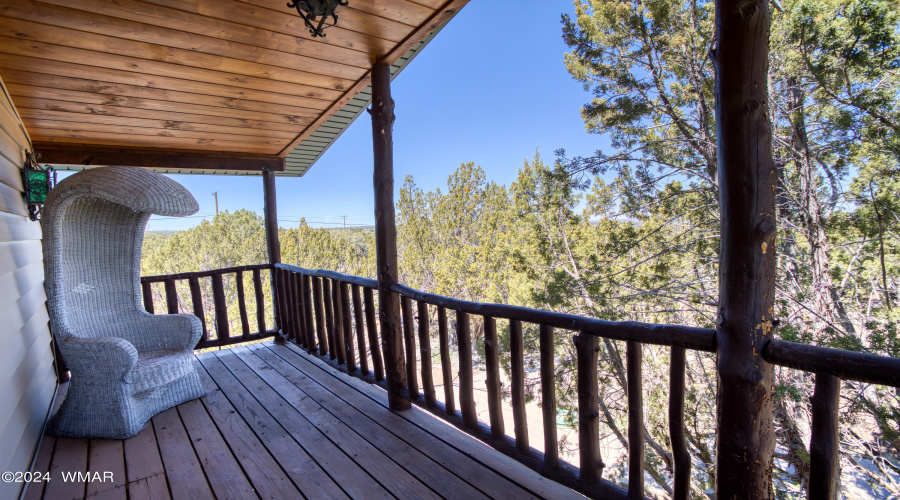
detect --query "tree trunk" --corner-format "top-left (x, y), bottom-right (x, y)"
top-left (786, 77), bottom-right (855, 336)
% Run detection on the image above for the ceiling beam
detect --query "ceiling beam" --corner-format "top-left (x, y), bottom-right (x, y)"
top-left (33, 143), bottom-right (285, 172)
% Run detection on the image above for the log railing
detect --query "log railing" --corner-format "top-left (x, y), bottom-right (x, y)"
top-left (144, 263), bottom-right (900, 497)
top-left (140, 264), bottom-right (278, 350)
top-left (273, 263), bottom-right (900, 499)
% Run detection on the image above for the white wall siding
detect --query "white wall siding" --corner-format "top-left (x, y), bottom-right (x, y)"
top-left (0, 76), bottom-right (56, 500)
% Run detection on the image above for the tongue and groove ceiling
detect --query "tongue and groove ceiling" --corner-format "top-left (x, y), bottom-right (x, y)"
top-left (0, 0), bottom-right (467, 175)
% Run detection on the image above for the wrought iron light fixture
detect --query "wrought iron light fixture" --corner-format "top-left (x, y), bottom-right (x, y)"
top-left (21, 151), bottom-right (55, 221)
top-left (287, 0), bottom-right (349, 38)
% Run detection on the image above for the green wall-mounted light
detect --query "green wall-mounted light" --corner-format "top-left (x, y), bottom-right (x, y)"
top-left (21, 151), bottom-right (55, 221)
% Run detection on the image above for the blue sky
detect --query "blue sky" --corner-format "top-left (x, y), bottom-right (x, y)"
top-left (141, 1), bottom-right (608, 231)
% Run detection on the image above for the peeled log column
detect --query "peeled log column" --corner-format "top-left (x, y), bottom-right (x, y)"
top-left (712, 0), bottom-right (778, 497)
top-left (262, 169), bottom-right (282, 335)
top-left (371, 62), bottom-right (409, 410)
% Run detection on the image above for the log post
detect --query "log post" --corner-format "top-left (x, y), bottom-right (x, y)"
top-left (457, 311), bottom-right (477, 428)
top-left (626, 340), bottom-right (644, 499)
top-left (540, 324), bottom-right (558, 469)
top-left (510, 320), bottom-right (529, 454)
top-left (370, 62), bottom-right (409, 410)
top-left (483, 316), bottom-right (505, 440)
top-left (352, 284), bottom-right (368, 375)
top-left (575, 333), bottom-right (602, 485)
top-left (141, 281), bottom-right (154, 313)
top-left (263, 168), bottom-right (284, 341)
top-left (711, 0), bottom-right (777, 496)
top-left (809, 373), bottom-right (840, 499)
top-left (364, 287), bottom-right (384, 380)
top-left (669, 346), bottom-right (690, 500)
top-left (438, 306), bottom-right (454, 414)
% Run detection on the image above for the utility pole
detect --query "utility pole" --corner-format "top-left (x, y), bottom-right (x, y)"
top-left (212, 191), bottom-right (219, 214)
top-left (341, 215), bottom-right (347, 229)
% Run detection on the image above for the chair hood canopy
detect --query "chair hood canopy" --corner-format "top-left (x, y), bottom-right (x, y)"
top-left (45, 166), bottom-right (199, 217)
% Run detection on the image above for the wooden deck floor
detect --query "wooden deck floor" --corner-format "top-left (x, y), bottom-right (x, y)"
top-left (24, 342), bottom-right (583, 499)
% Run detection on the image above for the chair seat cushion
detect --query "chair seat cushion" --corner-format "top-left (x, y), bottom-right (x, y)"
top-left (126, 349), bottom-right (194, 394)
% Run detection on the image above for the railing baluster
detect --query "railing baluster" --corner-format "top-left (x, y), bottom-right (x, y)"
top-left (809, 373), bottom-right (841, 500)
top-left (417, 301), bottom-right (436, 408)
top-left (575, 333), bottom-right (603, 484)
top-left (352, 284), bottom-right (369, 375)
top-left (297, 273), bottom-right (307, 345)
top-left (331, 279), bottom-right (346, 365)
top-left (540, 324), bottom-right (558, 469)
top-left (484, 316), bottom-right (505, 440)
top-left (211, 273), bottom-right (229, 342)
top-left (281, 271), bottom-right (297, 341)
top-left (141, 281), bottom-right (154, 313)
top-left (510, 319), bottom-right (528, 454)
top-left (364, 287), bottom-right (384, 380)
top-left (141, 265), bottom-right (278, 349)
top-left (627, 340), bottom-right (644, 499)
top-left (303, 275), bottom-right (317, 354)
top-left (323, 278), bottom-right (337, 360)
top-left (312, 277), bottom-right (327, 357)
top-left (401, 296), bottom-right (418, 399)
top-left (236, 271), bottom-right (250, 339)
top-left (276, 269), bottom-right (290, 339)
top-left (188, 277), bottom-right (208, 343)
top-left (292, 273), bottom-right (305, 346)
top-left (458, 311), bottom-right (477, 428)
top-left (164, 278), bottom-right (178, 314)
top-left (669, 346), bottom-right (689, 500)
top-left (438, 306), bottom-right (454, 415)
top-left (340, 281), bottom-right (355, 371)
top-left (252, 269), bottom-right (266, 334)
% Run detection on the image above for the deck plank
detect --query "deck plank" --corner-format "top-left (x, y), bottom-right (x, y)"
top-left (193, 360), bottom-right (304, 499)
top-left (35, 343), bottom-right (583, 500)
top-left (246, 345), bottom-right (494, 499)
top-left (21, 435), bottom-right (54, 500)
top-left (258, 343), bottom-right (541, 499)
top-left (196, 353), bottom-right (357, 499)
top-left (275, 342), bottom-right (586, 500)
top-left (176, 399), bottom-right (257, 499)
top-left (43, 437), bottom-right (87, 500)
top-left (212, 349), bottom-right (399, 499)
top-left (229, 346), bottom-right (445, 499)
top-left (123, 425), bottom-right (170, 500)
top-left (86, 439), bottom-right (126, 498)
top-left (152, 407), bottom-right (214, 500)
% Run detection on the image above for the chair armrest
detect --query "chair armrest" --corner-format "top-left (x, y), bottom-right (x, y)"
top-left (125, 313), bottom-right (203, 352)
top-left (58, 336), bottom-right (139, 379)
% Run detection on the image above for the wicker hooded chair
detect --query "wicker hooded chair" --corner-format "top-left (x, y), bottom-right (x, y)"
top-left (42, 166), bottom-right (205, 439)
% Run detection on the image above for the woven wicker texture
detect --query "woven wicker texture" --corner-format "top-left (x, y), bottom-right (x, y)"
top-left (42, 166), bottom-right (205, 439)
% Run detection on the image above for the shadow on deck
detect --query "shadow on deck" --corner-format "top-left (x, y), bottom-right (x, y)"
top-left (25, 342), bottom-right (584, 499)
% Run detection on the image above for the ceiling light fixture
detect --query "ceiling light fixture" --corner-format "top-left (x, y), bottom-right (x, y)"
top-left (287, 0), bottom-right (349, 38)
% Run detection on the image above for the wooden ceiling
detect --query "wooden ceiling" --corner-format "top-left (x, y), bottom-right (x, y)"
top-left (0, 0), bottom-right (468, 175)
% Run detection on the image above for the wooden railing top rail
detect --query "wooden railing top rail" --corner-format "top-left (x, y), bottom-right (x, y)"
top-left (275, 264), bottom-right (717, 351)
top-left (258, 264), bottom-right (900, 388)
top-left (275, 263), bottom-right (378, 289)
top-left (390, 283), bottom-right (718, 352)
top-left (764, 339), bottom-right (900, 387)
top-left (143, 264), bottom-right (272, 282)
